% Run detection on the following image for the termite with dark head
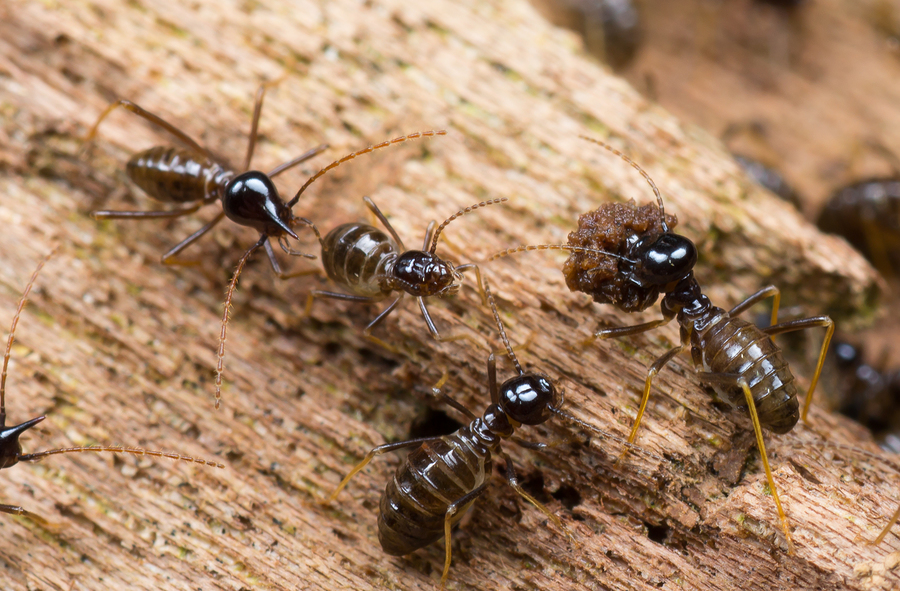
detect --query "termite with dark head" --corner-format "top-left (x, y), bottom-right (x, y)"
top-left (83, 82), bottom-right (328, 274)
top-left (214, 130), bottom-right (449, 408)
top-left (490, 136), bottom-right (835, 554)
top-left (320, 276), bottom-right (664, 586)
top-left (1, 252), bottom-right (223, 521)
top-left (298, 176), bottom-right (505, 352)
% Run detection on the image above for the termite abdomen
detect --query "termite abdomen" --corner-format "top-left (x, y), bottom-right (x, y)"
top-left (126, 146), bottom-right (229, 204)
top-left (378, 428), bottom-right (492, 556)
top-left (698, 317), bottom-right (799, 434)
top-left (320, 223), bottom-right (398, 298)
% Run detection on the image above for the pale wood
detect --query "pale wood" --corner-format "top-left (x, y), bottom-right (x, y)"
top-left (0, 0), bottom-right (895, 590)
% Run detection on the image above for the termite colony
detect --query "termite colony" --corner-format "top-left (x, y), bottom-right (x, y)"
top-left (9, 82), bottom-right (899, 588)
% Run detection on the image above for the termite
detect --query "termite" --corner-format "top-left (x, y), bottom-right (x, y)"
top-left (215, 130), bottom-right (449, 407)
top-left (300, 192), bottom-right (506, 351)
top-left (321, 275), bottom-right (664, 586)
top-left (489, 136), bottom-right (835, 553)
top-left (83, 82), bottom-right (328, 274)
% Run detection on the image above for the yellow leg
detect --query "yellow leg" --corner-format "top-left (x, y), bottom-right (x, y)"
top-left (616, 344), bottom-right (684, 465)
top-left (870, 504), bottom-right (900, 545)
top-left (439, 484), bottom-right (490, 588)
top-left (763, 315), bottom-right (835, 423)
top-left (498, 450), bottom-right (576, 544)
top-left (740, 377), bottom-right (795, 555)
top-left (442, 515), bottom-right (453, 589)
top-left (320, 451), bottom-right (378, 504)
top-left (802, 318), bottom-right (835, 423)
top-left (321, 438), bottom-right (432, 504)
top-left (728, 285), bottom-right (781, 327)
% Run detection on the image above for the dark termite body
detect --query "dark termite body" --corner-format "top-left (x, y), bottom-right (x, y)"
top-left (84, 83), bottom-right (329, 274)
top-left (817, 178), bottom-right (900, 277)
top-left (491, 136), bottom-right (835, 553)
top-left (1, 252), bottom-right (222, 521)
top-left (302, 191), bottom-right (505, 351)
top-left (322, 277), bottom-right (659, 585)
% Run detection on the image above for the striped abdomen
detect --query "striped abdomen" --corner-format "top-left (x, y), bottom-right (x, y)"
top-left (378, 422), bottom-right (495, 556)
top-left (320, 223), bottom-right (398, 299)
top-left (693, 313), bottom-right (799, 434)
top-left (126, 146), bottom-right (231, 203)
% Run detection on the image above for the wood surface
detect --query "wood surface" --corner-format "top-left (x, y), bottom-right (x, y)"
top-left (0, 0), bottom-right (896, 589)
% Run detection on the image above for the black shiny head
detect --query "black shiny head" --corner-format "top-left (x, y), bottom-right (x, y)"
top-left (392, 250), bottom-right (457, 297)
top-left (0, 416), bottom-right (44, 470)
top-left (222, 171), bottom-right (297, 239)
top-left (497, 373), bottom-right (559, 426)
top-left (632, 233), bottom-right (697, 288)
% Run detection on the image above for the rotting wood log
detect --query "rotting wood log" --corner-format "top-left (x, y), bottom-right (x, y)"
top-left (0, 0), bottom-right (896, 589)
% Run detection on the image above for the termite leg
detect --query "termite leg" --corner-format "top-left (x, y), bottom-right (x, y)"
top-left (616, 344), bottom-right (684, 464)
top-left (696, 372), bottom-right (796, 555)
top-left (763, 316), bottom-right (835, 423)
top-left (440, 484), bottom-right (490, 589)
top-left (363, 196), bottom-right (406, 251)
top-left (417, 297), bottom-right (487, 351)
top-left (82, 100), bottom-right (208, 156)
top-left (582, 315), bottom-right (674, 347)
top-left (159, 211), bottom-right (227, 266)
top-left (871, 504), bottom-right (900, 545)
top-left (453, 263), bottom-right (487, 306)
top-left (321, 437), bottom-right (442, 504)
top-left (498, 449), bottom-right (572, 542)
top-left (729, 285), bottom-right (781, 327)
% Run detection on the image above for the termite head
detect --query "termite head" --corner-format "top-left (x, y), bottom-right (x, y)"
top-left (222, 171), bottom-right (298, 240)
top-left (497, 373), bottom-right (560, 426)
top-left (391, 251), bottom-right (457, 297)
top-left (0, 416), bottom-right (44, 470)
top-left (630, 232), bottom-right (697, 290)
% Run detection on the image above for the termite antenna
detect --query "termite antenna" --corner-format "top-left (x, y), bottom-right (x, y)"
top-left (483, 277), bottom-right (522, 376)
top-left (18, 445), bottom-right (224, 468)
top-left (429, 197), bottom-right (509, 254)
top-left (579, 136), bottom-right (669, 232)
top-left (287, 130), bottom-right (447, 209)
top-left (215, 236), bottom-right (266, 409)
top-left (1, 248), bottom-right (58, 426)
top-left (488, 244), bottom-right (636, 264)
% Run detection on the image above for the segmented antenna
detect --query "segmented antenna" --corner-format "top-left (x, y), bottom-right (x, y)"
top-left (215, 237), bottom-right (266, 409)
top-left (1, 249), bottom-right (57, 425)
top-left (429, 197), bottom-right (509, 253)
top-left (483, 277), bottom-right (522, 376)
top-left (579, 136), bottom-right (670, 232)
top-left (18, 445), bottom-right (224, 468)
top-left (287, 130), bottom-right (447, 209)
top-left (488, 244), bottom-right (636, 264)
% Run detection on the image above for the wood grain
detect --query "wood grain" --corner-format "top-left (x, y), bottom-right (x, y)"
top-left (0, 0), bottom-right (896, 589)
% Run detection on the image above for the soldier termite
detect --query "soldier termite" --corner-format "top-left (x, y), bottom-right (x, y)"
top-left (1, 252), bottom-right (223, 521)
top-left (214, 130), bottom-right (448, 408)
top-left (489, 136), bottom-right (835, 554)
top-left (299, 192), bottom-right (506, 352)
top-left (320, 276), bottom-right (665, 586)
top-left (83, 82), bottom-right (328, 273)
